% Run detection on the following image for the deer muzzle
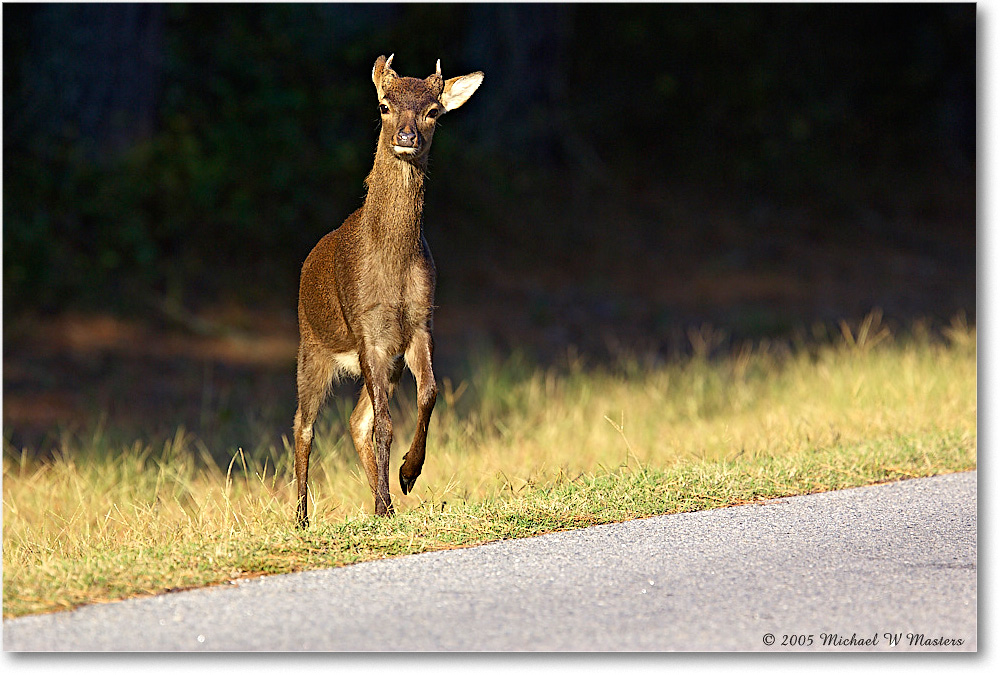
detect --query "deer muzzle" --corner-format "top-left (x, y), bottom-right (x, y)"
top-left (393, 126), bottom-right (420, 155)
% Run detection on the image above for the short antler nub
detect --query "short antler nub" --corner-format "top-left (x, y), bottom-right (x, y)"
top-left (425, 58), bottom-right (445, 97)
top-left (373, 53), bottom-right (398, 98)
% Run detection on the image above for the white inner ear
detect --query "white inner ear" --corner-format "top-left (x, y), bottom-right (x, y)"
top-left (441, 73), bottom-right (484, 111)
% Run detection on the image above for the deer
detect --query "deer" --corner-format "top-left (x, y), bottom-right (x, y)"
top-left (293, 54), bottom-right (483, 527)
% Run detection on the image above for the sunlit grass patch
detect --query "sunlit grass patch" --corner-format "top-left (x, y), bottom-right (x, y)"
top-left (2, 314), bottom-right (977, 617)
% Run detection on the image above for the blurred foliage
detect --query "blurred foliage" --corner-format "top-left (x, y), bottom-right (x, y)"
top-left (3, 3), bottom-right (974, 316)
top-left (570, 4), bottom-right (974, 205)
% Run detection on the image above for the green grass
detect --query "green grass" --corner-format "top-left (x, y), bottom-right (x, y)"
top-left (2, 313), bottom-right (977, 618)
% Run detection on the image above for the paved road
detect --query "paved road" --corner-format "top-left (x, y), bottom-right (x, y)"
top-left (4, 471), bottom-right (977, 651)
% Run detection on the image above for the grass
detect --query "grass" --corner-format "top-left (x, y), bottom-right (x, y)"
top-left (2, 312), bottom-right (977, 618)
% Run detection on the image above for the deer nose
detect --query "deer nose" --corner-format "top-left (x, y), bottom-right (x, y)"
top-left (395, 128), bottom-right (417, 147)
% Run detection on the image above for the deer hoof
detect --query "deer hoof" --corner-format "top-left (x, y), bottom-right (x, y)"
top-left (374, 497), bottom-right (395, 517)
top-left (399, 462), bottom-right (419, 495)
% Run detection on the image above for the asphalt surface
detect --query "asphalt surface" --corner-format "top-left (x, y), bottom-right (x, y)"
top-left (4, 471), bottom-right (977, 651)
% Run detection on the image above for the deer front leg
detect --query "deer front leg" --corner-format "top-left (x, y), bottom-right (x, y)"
top-left (400, 329), bottom-right (437, 495)
top-left (360, 347), bottom-right (396, 516)
top-left (350, 357), bottom-right (405, 503)
top-left (348, 390), bottom-right (379, 495)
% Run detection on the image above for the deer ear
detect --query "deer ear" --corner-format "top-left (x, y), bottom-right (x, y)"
top-left (372, 54), bottom-right (397, 97)
top-left (440, 71), bottom-right (484, 112)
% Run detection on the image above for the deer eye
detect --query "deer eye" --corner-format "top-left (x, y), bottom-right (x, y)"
top-left (426, 108), bottom-right (440, 120)
top-left (379, 104), bottom-right (390, 115)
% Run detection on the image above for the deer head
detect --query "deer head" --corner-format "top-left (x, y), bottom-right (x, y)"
top-left (372, 54), bottom-right (484, 161)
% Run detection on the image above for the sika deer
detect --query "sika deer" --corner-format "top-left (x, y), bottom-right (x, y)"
top-left (293, 54), bottom-right (483, 526)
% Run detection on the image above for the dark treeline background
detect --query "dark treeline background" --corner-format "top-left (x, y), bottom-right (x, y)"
top-left (2, 3), bottom-right (976, 449)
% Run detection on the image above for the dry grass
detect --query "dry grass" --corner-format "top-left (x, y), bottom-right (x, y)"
top-left (2, 313), bottom-right (977, 617)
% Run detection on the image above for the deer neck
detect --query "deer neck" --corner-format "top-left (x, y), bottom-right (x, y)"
top-left (361, 145), bottom-right (427, 251)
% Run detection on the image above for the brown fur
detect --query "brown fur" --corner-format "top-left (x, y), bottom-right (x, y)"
top-left (294, 55), bottom-right (483, 525)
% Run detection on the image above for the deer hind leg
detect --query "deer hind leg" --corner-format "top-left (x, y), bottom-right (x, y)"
top-left (293, 343), bottom-right (339, 528)
top-left (400, 329), bottom-right (437, 495)
top-left (356, 351), bottom-right (405, 516)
